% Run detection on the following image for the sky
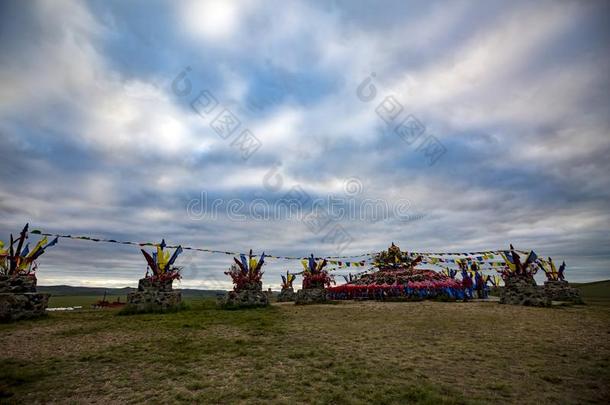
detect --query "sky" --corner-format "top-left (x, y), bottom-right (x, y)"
top-left (0, 0), bottom-right (609, 289)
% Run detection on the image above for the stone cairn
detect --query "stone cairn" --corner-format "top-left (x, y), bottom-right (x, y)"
top-left (126, 277), bottom-right (182, 312)
top-left (295, 254), bottom-right (332, 305)
top-left (539, 258), bottom-right (583, 304)
top-left (219, 281), bottom-right (269, 308)
top-left (0, 275), bottom-right (50, 322)
top-left (219, 250), bottom-right (269, 308)
top-left (124, 240), bottom-right (184, 313)
top-left (0, 224), bottom-right (57, 322)
top-left (277, 287), bottom-right (295, 302)
top-left (544, 280), bottom-right (583, 303)
top-left (500, 274), bottom-right (549, 307)
top-left (277, 271), bottom-right (296, 302)
top-left (295, 287), bottom-right (327, 304)
top-left (498, 245), bottom-right (549, 307)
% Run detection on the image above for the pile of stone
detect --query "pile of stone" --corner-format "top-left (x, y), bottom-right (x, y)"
top-left (125, 277), bottom-right (182, 313)
top-left (218, 281), bottom-right (269, 308)
top-left (544, 280), bottom-right (583, 304)
top-left (277, 287), bottom-right (295, 302)
top-left (500, 274), bottom-right (550, 307)
top-left (0, 275), bottom-right (49, 322)
top-left (295, 254), bottom-right (332, 305)
top-left (295, 286), bottom-right (327, 305)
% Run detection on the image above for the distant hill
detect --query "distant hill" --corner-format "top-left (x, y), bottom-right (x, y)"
top-left (38, 285), bottom-right (226, 298)
top-left (572, 280), bottom-right (610, 299)
top-left (37, 280), bottom-right (609, 300)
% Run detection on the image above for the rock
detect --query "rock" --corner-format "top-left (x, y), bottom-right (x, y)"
top-left (137, 277), bottom-right (174, 292)
top-left (242, 281), bottom-right (263, 291)
top-left (125, 290), bottom-right (182, 312)
top-left (0, 274), bottom-right (37, 293)
top-left (218, 289), bottom-right (269, 308)
top-left (500, 275), bottom-right (549, 307)
top-left (277, 287), bottom-right (295, 302)
top-left (544, 280), bottom-right (583, 304)
top-left (124, 278), bottom-right (183, 313)
top-left (0, 292), bottom-right (49, 322)
top-left (295, 288), bottom-right (327, 305)
top-left (0, 275), bottom-right (49, 322)
top-left (218, 280), bottom-right (269, 309)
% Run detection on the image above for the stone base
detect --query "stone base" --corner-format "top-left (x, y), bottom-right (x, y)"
top-left (137, 277), bottom-right (174, 292)
top-left (500, 275), bottom-right (549, 307)
top-left (544, 280), bottom-right (583, 304)
top-left (0, 275), bottom-right (37, 293)
top-left (125, 290), bottom-right (182, 313)
top-left (0, 293), bottom-right (49, 322)
top-left (218, 289), bottom-right (269, 308)
top-left (295, 288), bottom-right (327, 305)
top-left (277, 288), bottom-right (295, 302)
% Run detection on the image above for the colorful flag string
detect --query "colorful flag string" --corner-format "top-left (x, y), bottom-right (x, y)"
top-left (29, 229), bottom-right (374, 264)
top-left (30, 228), bottom-right (529, 269)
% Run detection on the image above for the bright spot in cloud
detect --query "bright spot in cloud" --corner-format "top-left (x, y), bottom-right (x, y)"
top-left (180, 0), bottom-right (246, 42)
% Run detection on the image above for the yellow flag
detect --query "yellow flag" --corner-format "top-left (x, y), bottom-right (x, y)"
top-left (26, 237), bottom-right (48, 259)
top-left (500, 252), bottom-right (516, 272)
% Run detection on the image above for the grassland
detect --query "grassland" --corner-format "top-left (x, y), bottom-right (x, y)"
top-left (47, 294), bottom-right (123, 308)
top-left (1, 282), bottom-right (609, 404)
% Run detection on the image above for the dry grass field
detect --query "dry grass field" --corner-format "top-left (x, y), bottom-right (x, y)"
top-left (1, 285), bottom-right (609, 404)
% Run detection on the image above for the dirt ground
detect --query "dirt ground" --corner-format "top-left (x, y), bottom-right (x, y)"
top-left (1, 298), bottom-right (609, 404)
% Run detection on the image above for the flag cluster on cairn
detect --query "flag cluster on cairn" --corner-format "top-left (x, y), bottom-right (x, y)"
top-left (277, 271), bottom-right (296, 302)
top-left (140, 239), bottom-right (183, 284)
top-left (226, 249), bottom-right (266, 291)
top-left (537, 257), bottom-right (583, 304)
top-left (301, 255), bottom-right (334, 289)
top-left (219, 250), bottom-right (269, 308)
top-left (294, 255), bottom-right (333, 304)
top-left (327, 243), bottom-right (465, 301)
top-left (0, 224), bottom-right (58, 280)
top-left (0, 224), bottom-right (58, 322)
top-left (497, 245), bottom-right (550, 306)
top-left (123, 240), bottom-right (184, 313)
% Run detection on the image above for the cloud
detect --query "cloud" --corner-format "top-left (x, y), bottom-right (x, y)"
top-left (178, 0), bottom-right (256, 43)
top-left (0, 0), bottom-right (608, 288)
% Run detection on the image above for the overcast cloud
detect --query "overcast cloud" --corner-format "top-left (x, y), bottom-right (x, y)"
top-left (1, 0), bottom-right (609, 288)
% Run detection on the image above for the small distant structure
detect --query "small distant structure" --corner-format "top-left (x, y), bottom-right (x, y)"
top-left (91, 290), bottom-right (126, 309)
top-left (538, 258), bottom-right (583, 304)
top-left (277, 271), bottom-right (296, 302)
